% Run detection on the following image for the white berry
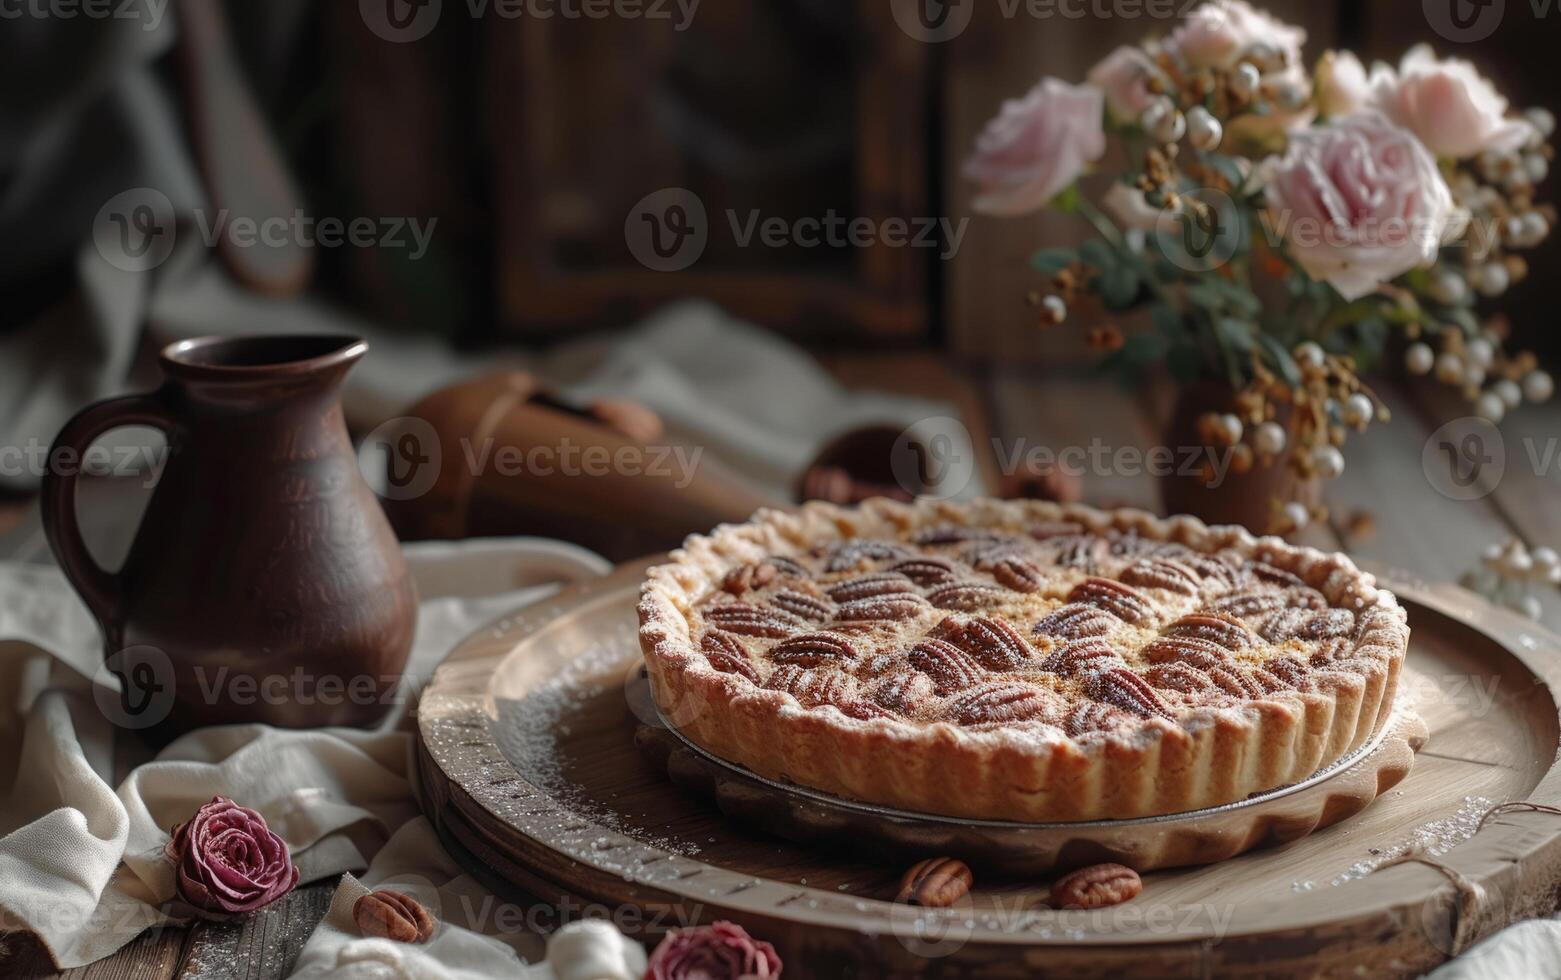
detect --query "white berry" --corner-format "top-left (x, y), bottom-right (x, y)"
top-left (1520, 212), bottom-right (1550, 246)
top-left (1230, 63), bottom-right (1261, 98)
top-left (1294, 341), bottom-right (1326, 370)
top-left (1040, 295), bottom-right (1068, 325)
top-left (1531, 546), bottom-right (1560, 580)
top-left (1526, 153), bottom-right (1550, 184)
top-left (1494, 379), bottom-right (1523, 409)
top-left (1341, 393), bottom-right (1374, 427)
top-left (1527, 107), bottom-right (1556, 139)
top-left (1476, 262), bottom-right (1511, 297)
top-left (1483, 542), bottom-right (1508, 571)
top-left (1435, 352), bottom-right (1465, 384)
top-left (1219, 413), bottom-right (1244, 446)
top-left (1503, 544), bottom-right (1533, 577)
top-left (1511, 594), bottom-right (1544, 621)
top-left (1405, 343), bottom-right (1435, 375)
top-left (1475, 391), bottom-right (1506, 423)
top-left (1254, 421), bottom-right (1287, 455)
top-left (1465, 338), bottom-right (1494, 369)
top-left (1427, 268), bottom-right (1469, 306)
top-left (1281, 501), bottom-right (1310, 531)
top-left (1524, 370), bottom-right (1554, 403)
top-left (1140, 100), bottom-right (1175, 140)
top-left (1186, 106), bottom-right (1223, 151)
top-left (1313, 445), bottom-right (1345, 480)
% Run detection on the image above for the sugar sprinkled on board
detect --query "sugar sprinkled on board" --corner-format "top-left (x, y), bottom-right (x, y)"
top-left (1325, 795), bottom-right (1495, 887)
top-left (482, 635), bottom-right (703, 863)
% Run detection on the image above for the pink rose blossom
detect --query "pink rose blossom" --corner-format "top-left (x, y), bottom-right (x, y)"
top-left (964, 78), bottom-right (1105, 217)
top-left (644, 921), bottom-right (781, 980)
top-left (1264, 113), bottom-right (1464, 300)
top-left (166, 796), bottom-right (300, 917)
top-left (1315, 51), bottom-right (1371, 119)
top-left (1088, 46), bottom-right (1159, 122)
top-left (1370, 45), bottom-right (1535, 159)
top-left (1167, 0), bottom-right (1306, 72)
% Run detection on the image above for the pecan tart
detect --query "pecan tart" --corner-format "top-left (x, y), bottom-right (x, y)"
top-left (637, 499), bottom-right (1408, 822)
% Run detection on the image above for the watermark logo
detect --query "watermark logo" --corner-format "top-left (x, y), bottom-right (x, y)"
top-left (359, 416), bottom-right (443, 501)
top-left (889, 0), bottom-right (973, 42)
top-left (361, 0), bottom-right (442, 42)
top-left (362, 0), bottom-right (700, 42)
top-left (94, 188), bottom-right (177, 273)
top-left (1424, 0), bottom-right (1505, 43)
top-left (1422, 417), bottom-right (1504, 501)
top-left (93, 645), bottom-right (176, 730)
top-left (94, 189), bottom-right (437, 273)
top-left (627, 188), bottom-right (969, 271)
top-left (1156, 187), bottom-right (1243, 274)
top-left (891, 416), bottom-right (979, 501)
top-left (626, 188), bottom-right (708, 272)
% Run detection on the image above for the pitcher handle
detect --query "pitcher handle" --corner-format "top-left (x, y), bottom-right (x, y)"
top-left (41, 392), bottom-right (177, 639)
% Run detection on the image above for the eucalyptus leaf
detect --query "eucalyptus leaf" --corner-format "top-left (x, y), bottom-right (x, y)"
top-left (1081, 238), bottom-right (1118, 272)
top-left (1255, 333), bottom-right (1302, 387)
top-left (1098, 264), bottom-right (1143, 309)
top-left (1030, 248), bottom-right (1078, 275)
top-left (1215, 317), bottom-right (1257, 352)
top-left (1151, 304), bottom-right (1186, 339)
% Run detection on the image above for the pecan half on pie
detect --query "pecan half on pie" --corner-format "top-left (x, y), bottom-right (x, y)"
top-left (638, 500), bottom-right (1408, 822)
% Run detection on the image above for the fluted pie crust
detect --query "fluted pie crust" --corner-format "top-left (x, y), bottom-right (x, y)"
top-left (637, 499), bottom-right (1408, 822)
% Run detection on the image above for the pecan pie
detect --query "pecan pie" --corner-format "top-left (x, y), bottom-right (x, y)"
top-left (637, 499), bottom-right (1408, 822)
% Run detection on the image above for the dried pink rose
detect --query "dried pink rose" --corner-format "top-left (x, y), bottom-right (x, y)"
top-left (1264, 112), bottom-right (1463, 300)
top-left (964, 78), bottom-right (1105, 217)
top-left (644, 921), bottom-right (782, 980)
top-left (1369, 44), bottom-right (1536, 159)
top-left (1088, 46), bottom-right (1160, 123)
top-left (165, 796), bottom-right (300, 917)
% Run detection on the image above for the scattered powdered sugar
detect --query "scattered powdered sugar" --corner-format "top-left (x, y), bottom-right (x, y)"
top-left (1322, 795), bottom-right (1495, 887)
top-left (475, 633), bottom-right (706, 863)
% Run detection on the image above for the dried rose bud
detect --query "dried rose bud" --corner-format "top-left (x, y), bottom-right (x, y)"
top-left (165, 796), bottom-right (299, 917)
top-left (645, 921), bottom-right (781, 979)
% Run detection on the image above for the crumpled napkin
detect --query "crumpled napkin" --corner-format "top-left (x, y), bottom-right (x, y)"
top-left (289, 821), bottom-right (647, 980)
top-left (0, 537), bottom-right (612, 974)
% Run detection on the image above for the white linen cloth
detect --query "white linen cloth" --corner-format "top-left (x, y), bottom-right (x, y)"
top-left (0, 536), bottom-right (639, 976)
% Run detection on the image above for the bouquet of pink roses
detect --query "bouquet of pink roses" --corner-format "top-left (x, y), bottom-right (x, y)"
top-left (967, 0), bottom-right (1554, 531)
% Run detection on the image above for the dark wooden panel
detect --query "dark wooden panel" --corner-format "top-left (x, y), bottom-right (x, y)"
top-left (490, 1), bottom-right (932, 342)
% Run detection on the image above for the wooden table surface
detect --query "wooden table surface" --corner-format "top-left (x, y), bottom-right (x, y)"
top-left (5, 358), bottom-right (1559, 978)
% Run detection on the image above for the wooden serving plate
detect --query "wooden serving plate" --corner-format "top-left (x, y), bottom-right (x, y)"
top-left (415, 560), bottom-right (1561, 978)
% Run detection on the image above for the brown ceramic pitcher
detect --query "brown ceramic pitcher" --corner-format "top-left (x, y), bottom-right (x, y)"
top-left (42, 335), bottom-right (418, 733)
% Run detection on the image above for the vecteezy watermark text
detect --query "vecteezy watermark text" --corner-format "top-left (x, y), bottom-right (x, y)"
top-left (992, 437), bottom-right (1236, 485)
top-left (461, 437), bottom-right (703, 489)
top-left (0, 0), bottom-right (167, 29)
top-left (625, 187), bottom-right (969, 271)
top-left (93, 188), bottom-right (438, 273)
top-left (360, 0), bottom-right (700, 43)
top-left (0, 439), bottom-right (166, 488)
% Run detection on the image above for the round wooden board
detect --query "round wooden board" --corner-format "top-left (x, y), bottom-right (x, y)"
top-left (415, 560), bottom-right (1561, 978)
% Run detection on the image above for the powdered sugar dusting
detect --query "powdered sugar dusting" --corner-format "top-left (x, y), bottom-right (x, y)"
top-left (1324, 795), bottom-right (1495, 887)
